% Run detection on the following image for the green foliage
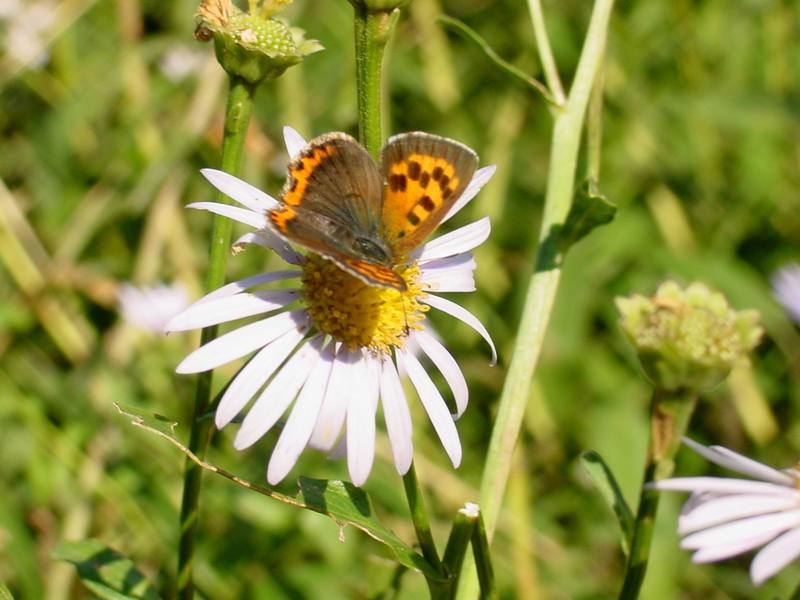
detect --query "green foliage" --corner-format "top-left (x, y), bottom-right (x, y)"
top-left (51, 539), bottom-right (160, 600)
top-left (1, 0), bottom-right (799, 598)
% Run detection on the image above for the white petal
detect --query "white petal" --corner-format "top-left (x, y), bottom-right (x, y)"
top-left (680, 510), bottom-right (800, 550)
top-left (418, 252), bottom-right (476, 272)
top-left (187, 202), bottom-right (267, 230)
top-left (690, 529), bottom-right (780, 563)
top-left (234, 337), bottom-right (324, 449)
top-left (347, 357), bottom-right (378, 486)
top-left (679, 494), bottom-right (800, 535)
top-left (165, 290), bottom-right (299, 331)
top-left (283, 126), bottom-right (307, 159)
top-left (196, 270), bottom-right (301, 305)
top-left (215, 327), bottom-right (306, 428)
top-left (410, 329), bottom-right (468, 418)
top-left (420, 268), bottom-right (475, 293)
top-left (652, 477), bottom-right (796, 496)
top-left (441, 165), bottom-right (497, 224)
top-left (176, 310), bottom-right (307, 373)
top-left (308, 347), bottom-right (361, 451)
top-left (200, 168), bottom-right (278, 212)
top-left (413, 217), bottom-right (490, 261)
top-left (751, 528), bottom-right (800, 584)
top-left (379, 358), bottom-right (413, 475)
top-left (267, 342), bottom-right (335, 484)
top-left (772, 264), bottom-right (800, 323)
top-left (422, 293), bottom-right (497, 365)
top-left (397, 349), bottom-right (461, 467)
top-left (682, 438), bottom-right (796, 487)
top-left (233, 231), bottom-right (304, 265)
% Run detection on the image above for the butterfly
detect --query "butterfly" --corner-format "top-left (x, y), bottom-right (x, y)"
top-left (266, 131), bottom-right (478, 291)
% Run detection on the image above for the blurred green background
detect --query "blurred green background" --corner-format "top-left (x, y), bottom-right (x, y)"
top-left (1, 0), bottom-right (799, 598)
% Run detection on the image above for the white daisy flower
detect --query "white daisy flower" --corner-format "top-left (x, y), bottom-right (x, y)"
top-left (167, 126), bottom-right (497, 486)
top-left (652, 438), bottom-right (800, 585)
top-left (118, 282), bottom-right (190, 334)
top-left (772, 263), bottom-right (800, 324)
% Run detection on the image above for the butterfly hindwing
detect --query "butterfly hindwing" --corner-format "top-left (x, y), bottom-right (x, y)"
top-left (380, 132), bottom-right (478, 256)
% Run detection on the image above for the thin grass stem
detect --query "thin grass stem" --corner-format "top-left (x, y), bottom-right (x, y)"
top-left (176, 75), bottom-right (256, 600)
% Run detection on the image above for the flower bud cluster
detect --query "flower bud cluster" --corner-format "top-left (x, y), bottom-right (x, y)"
top-left (617, 281), bottom-right (762, 391)
top-left (195, 0), bottom-right (322, 84)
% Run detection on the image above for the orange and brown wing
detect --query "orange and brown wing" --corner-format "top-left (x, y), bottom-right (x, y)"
top-left (380, 132), bottom-right (478, 257)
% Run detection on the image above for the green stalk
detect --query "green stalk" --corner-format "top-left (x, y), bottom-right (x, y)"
top-left (457, 1), bottom-right (615, 597)
top-left (402, 463), bottom-right (443, 571)
top-left (352, 4), bottom-right (450, 596)
top-left (526, 0), bottom-right (566, 105)
top-left (619, 389), bottom-right (697, 599)
top-left (353, 5), bottom-right (397, 158)
top-left (176, 75), bottom-right (256, 600)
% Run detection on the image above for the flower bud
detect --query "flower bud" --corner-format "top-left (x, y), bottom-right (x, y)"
top-left (195, 0), bottom-right (322, 84)
top-left (616, 281), bottom-right (762, 391)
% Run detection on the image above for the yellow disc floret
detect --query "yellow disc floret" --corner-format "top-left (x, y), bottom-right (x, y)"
top-left (301, 255), bottom-right (429, 354)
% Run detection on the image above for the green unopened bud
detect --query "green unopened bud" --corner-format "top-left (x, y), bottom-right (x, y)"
top-left (616, 281), bottom-right (762, 391)
top-left (348, 0), bottom-right (411, 12)
top-left (195, 0), bottom-right (322, 84)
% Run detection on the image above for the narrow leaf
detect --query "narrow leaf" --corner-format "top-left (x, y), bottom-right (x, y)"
top-left (296, 478), bottom-right (444, 580)
top-left (558, 179), bottom-right (617, 252)
top-left (114, 404), bottom-right (442, 581)
top-left (437, 15), bottom-right (557, 106)
top-left (0, 584), bottom-right (15, 600)
top-left (581, 451), bottom-right (634, 557)
top-left (51, 539), bottom-right (160, 600)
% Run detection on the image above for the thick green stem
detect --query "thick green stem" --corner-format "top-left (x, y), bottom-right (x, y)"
top-left (480, 0), bottom-right (615, 542)
top-left (402, 464), bottom-right (443, 572)
top-left (176, 76), bottom-right (256, 600)
top-left (618, 388), bottom-right (698, 600)
top-left (352, 5), bottom-right (449, 595)
top-left (457, 1), bottom-right (615, 597)
top-left (353, 5), bottom-right (396, 158)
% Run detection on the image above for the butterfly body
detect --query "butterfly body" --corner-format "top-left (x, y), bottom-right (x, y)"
top-left (267, 131), bottom-right (478, 291)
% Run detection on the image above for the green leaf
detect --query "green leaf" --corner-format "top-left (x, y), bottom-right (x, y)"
top-left (558, 179), bottom-right (617, 252)
top-left (115, 403), bottom-right (178, 437)
top-left (296, 478), bottom-right (444, 581)
top-left (580, 451), bottom-right (634, 557)
top-left (0, 583), bottom-right (15, 600)
top-left (51, 539), bottom-right (160, 600)
top-left (114, 404), bottom-right (441, 581)
top-left (437, 15), bottom-right (557, 106)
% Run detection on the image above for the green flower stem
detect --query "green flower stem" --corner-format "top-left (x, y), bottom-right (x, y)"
top-left (457, 1), bottom-right (615, 597)
top-left (443, 505), bottom-right (478, 587)
top-left (351, 1), bottom-right (448, 593)
top-left (176, 75), bottom-right (256, 600)
top-left (402, 463), bottom-right (443, 572)
top-left (619, 388), bottom-right (698, 600)
top-left (353, 5), bottom-right (397, 158)
top-left (470, 509), bottom-right (497, 600)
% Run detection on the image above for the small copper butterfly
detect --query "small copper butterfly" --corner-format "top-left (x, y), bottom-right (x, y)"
top-left (266, 131), bottom-right (478, 291)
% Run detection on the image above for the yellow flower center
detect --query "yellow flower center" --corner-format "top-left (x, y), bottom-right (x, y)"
top-left (301, 255), bottom-right (428, 354)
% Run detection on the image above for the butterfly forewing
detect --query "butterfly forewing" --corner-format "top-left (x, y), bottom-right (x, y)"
top-left (267, 132), bottom-right (406, 290)
top-left (380, 132), bottom-right (478, 257)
